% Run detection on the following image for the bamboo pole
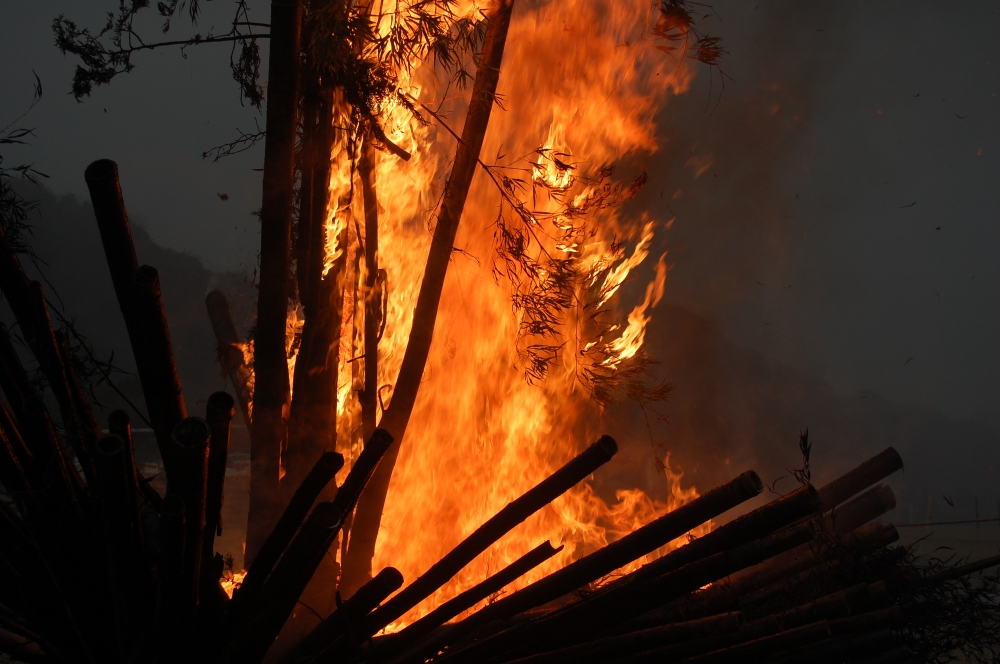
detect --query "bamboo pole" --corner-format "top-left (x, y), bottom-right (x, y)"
top-left (816, 448), bottom-right (903, 510)
top-left (246, 0), bottom-right (304, 567)
top-left (204, 290), bottom-right (253, 433)
top-left (340, 435), bottom-right (617, 653)
top-left (84, 161), bottom-right (188, 484)
top-left (344, 0), bottom-right (517, 588)
top-left (358, 134), bottom-right (380, 446)
top-left (826, 483), bottom-right (895, 534)
top-left (168, 418), bottom-right (211, 623)
top-left (439, 523), bottom-right (816, 664)
top-left (503, 612), bottom-right (745, 664)
top-left (436, 469), bottom-right (765, 651)
top-left (106, 410), bottom-right (144, 557)
top-left (281, 567), bottom-right (404, 664)
top-left (379, 542), bottom-right (563, 662)
top-left (93, 434), bottom-right (140, 656)
top-left (228, 430), bottom-right (393, 662)
top-left (204, 391), bottom-right (235, 565)
top-left (234, 450), bottom-right (344, 610)
top-left (155, 494), bottom-right (186, 657)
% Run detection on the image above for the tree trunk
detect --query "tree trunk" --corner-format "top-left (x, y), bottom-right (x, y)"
top-left (340, 0), bottom-right (516, 597)
top-left (284, 84), bottom-right (348, 498)
top-left (246, 0), bottom-right (303, 566)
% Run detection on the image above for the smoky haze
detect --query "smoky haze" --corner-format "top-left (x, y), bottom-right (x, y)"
top-left (0, 2), bottom-right (998, 539)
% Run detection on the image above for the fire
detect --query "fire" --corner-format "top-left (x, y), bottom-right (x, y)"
top-left (221, 570), bottom-right (247, 600)
top-left (262, 0), bottom-right (710, 630)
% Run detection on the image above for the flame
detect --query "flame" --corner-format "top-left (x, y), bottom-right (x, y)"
top-left (309, 0), bottom-right (706, 629)
top-left (221, 570), bottom-right (246, 600)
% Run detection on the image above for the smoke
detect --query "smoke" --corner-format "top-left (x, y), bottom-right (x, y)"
top-left (593, 2), bottom-right (1000, 525)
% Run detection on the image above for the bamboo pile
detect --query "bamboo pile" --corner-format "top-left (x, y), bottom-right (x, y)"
top-left (0, 160), bottom-right (996, 664)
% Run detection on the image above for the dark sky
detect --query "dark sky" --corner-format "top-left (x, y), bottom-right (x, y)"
top-left (1, 2), bottom-right (998, 488)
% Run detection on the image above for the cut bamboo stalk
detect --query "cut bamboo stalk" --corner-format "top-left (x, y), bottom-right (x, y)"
top-left (234, 450), bottom-right (344, 610)
top-left (440, 523), bottom-right (816, 664)
top-left (0, 224), bottom-right (98, 480)
top-left (826, 484), bottom-right (895, 534)
top-left (85, 161), bottom-right (188, 484)
top-left (155, 494), bottom-right (186, 656)
top-left (410, 471), bottom-right (772, 664)
top-left (379, 542), bottom-right (563, 661)
top-left (763, 628), bottom-right (899, 664)
top-left (204, 290), bottom-right (253, 433)
top-left (93, 434), bottom-right (140, 655)
top-left (504, 612), bottom-right (745, 664)
top-left (204, 391), bottom-right (235, 565)
top-left (816, 448), bottom-right (903, 510)
top-left (342, 435), bottom-right (617, 652)
top-left (281, 567), bottom-right (404, 664)
top-left (107, 409), bottom-right (145, 564)
top-left (169, 418), bottom-right (211, 622)
top-left (344, 0), bottom-right (517, 589)
top-left (228, 430), bottom-right (393, 663)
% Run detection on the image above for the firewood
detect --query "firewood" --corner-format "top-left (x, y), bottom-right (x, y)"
top-left (826, 484), bottom-right (896, 534)
top-left (169, 418), bottom-right (211, 622)
top-left (282, 567), bottom-right (404, 664)
top-left (816, 448), bottom-right (902, 510)
top-left (434, 523), bottom-right (816, 664)
top-left (234, 450), bottom-right (344, 610)
top-left (762, 627), bottom-right (899, 664)
top-left (228, 429), bottom-right (394, 663)
top-left (155, 494), bottom-right (187, 656)
top-left (204, 291), bottom-right (253, 433)
top-left (106, 409), bottom-right (146, 560)
top-left (93, 434), bottom-right (144, 655)
top-left (204, 391), bottom-right (235, 563)
top-left (504, 612), bottom-right (746, 664)
top-left (665, 620), bottom-right (833, 664)
top-left (85, 161), bottom-right (188, 483)
top-left (410, 472), bottom-right (779, 663)
top-left (338, 435), bottom-right (618, 655)
top-left (377, 542), bottom-right (563, 662)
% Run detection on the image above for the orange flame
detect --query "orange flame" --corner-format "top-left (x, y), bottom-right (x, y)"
top-left (300, 0), bottom-right (707, 629)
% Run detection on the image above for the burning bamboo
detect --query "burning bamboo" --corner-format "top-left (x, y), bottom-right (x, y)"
top-left (376, 542), bottom-right (564, 662)
top-left (429, 522), bottom-right (816, 664)
top-left (227, 430), bottom-right (394, 662)
top-left (344, 0), bottom-right (518, 589)
top-left (204, 290), bottom-right (253, 432)
top-left (282, 567), bottom-right (405, 664)
top-left (234, 450), bottom-right (345, 610)
top-left (336, 435), bottom-right (617, 655)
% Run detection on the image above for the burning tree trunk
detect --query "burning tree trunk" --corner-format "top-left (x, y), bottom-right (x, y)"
top-left (246, 0), bottom-right (304, 565)
top-left (341, 0), bottom-right (516, 597)
top-left (205, 290), bottom-right (253, 433)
